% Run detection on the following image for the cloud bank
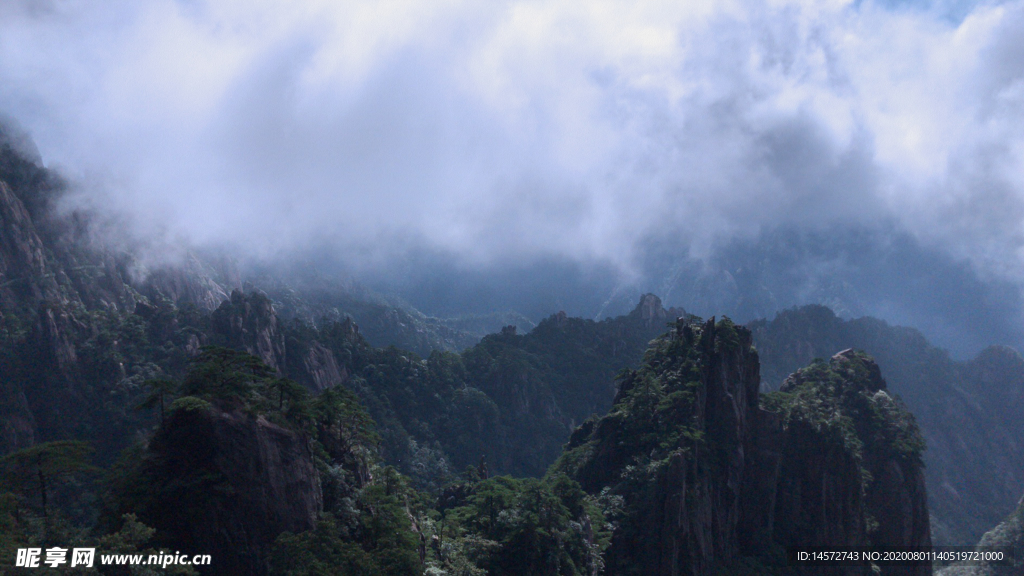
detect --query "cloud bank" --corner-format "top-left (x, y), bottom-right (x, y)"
top-left (1, 0), bottom-right (1023, 353)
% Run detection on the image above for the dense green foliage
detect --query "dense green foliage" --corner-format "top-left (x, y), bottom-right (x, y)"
top-left (104, 349), bottom-right (610, 574)
top-left (766, 351), bottom-right (925, 470)
top-left (1, 329), bottom-right (618, 574)
top-left (0, 306), bottom-right (936, 575)
top-left (0, 438), bottom-right (196, 575)
top-left (299, 300), bottom-right (674, 480)
top-left (1, 440), bottom-right (98, 519)
top-left (763, 351), bottom-right (928, 552)
top-left (936, 498), bottom-right (1024, 575)
top-left (270, 471), bottom-right (610, 576)
top-left (553, 317), bottom-right (711, 487)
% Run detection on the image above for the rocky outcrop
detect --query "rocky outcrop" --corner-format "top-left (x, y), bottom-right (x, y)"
top-left (142, 254), bottom-right (240, 312)
top-left (742, 411), bottom-right (870, 565)
top-left (869, 457), bottom-right (931, 550)
top-left (0, 181), bottom-right (55, 307)
top-left (0, 127), bottom-right (150, 456)
top-left (1, 128), bottom-right (141, 316)
top-left (559, 318), bottom-right (932, 575)
top-left (38, 305), bottom-right (78, 371)
top-left (210, 290), bottom-right (358, 394)
top-left (768, 350), bottom-right (930, 575)
top-left (212, 290), bottom-right (287, 372)
top-left (301, 340), bottom-right (347, 391)
top-left (751, 306), bottom-right (1024, 547)
top-left (143, 403), bottom-right (322, 575)
top-left (628, 293), bottom-right (684, 329)
top-left (607, 317), bottom-right (759, 575)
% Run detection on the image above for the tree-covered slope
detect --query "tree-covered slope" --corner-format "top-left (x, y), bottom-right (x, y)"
top-left (216, 289), bottom-right (678, 480)
top-left (937, 495), bottom-right (1024, 576)
top-left (1, 345), bottom-right (614, 576)
top-left (2, 318), bottom-right (935, 575)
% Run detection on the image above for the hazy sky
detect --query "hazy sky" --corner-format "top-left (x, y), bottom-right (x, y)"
top-left (2, 0), bottom-right (1023, 353)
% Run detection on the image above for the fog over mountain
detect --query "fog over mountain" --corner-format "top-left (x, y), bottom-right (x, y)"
top-left (1, 0), bottom-right (1023, 356)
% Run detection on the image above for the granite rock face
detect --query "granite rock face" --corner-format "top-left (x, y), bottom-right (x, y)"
top-left (767, 350), bottom-right (930, 575)
top-left (212, 290), bottom-right (288, 373)
top-left (559, 318), bottom-right (932, 576)
top-left (143, 404), bottom-right (322, 575)
top-left (631, 292), bottom-right (679, 329)
top-left (0, 181), bottom-right (54, 306)
top-left (302, 340), bottom-right (348, 391)
top-left (0, 382), bottom-right (34, 453)
top-left (208, 290), bottom-right (357, 393)
top-left (750, 306), bottom-right (1024, 546)
top-left (142, 255), bottom-right (239, 313)
top-left (0, 133), bottom-right (144, 454)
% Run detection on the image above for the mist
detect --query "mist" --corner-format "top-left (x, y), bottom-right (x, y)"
top-left (1, 0), bottom-right (1023, 356)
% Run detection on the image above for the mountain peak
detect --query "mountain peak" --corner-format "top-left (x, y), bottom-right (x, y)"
top-left (831, 348), bottom-right (887, 392)
top-left (780, 348), bottom-right (887, 393)
top-left (628, 293), bottom-right (667, 326)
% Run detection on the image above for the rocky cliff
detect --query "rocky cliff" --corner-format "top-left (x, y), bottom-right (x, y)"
top-left (556, 317), bottom-right (931, 575)
top-left (212, 290), bottom-right (288, 372)
top-left (750, 306), bottom-right (1024, 546)
top-left (757, 350), bottom-right (932, 575)
top-left (95, 346), bottom-right (389, 576)
top-left (0, 180), bottom-right (55, 307)
top-left (0, 124), bottom-right (149, 456)
top-left (142, 254), bottom-right (240, 313)
top-left (139, 402), bottom-right (322, 575)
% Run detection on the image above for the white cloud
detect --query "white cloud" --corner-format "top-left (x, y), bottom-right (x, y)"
top-left (0, 0), bottom-right (1022, 282)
